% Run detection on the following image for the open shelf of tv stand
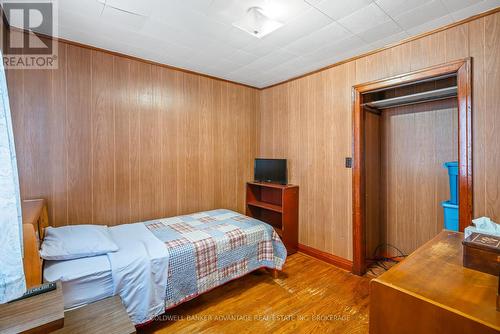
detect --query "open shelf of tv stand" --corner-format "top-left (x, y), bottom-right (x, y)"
top-left (247, 200), bottom-right (283, 213)
top-left (246, 182), bottom-right (298, 254)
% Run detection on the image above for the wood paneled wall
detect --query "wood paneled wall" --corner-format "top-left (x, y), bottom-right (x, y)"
top-left (258, 12), bottom-right (500, 260)
top-left (8, 39), bottom-right (258, 226)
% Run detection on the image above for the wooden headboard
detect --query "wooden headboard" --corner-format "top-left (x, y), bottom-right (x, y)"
top-left (22, 224), bottom-right (42, 288)
top-left (22, 199), bottom-right (49, 288)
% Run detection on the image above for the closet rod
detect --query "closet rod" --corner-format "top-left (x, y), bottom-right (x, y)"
top-left (362, 86), bottom-right (457, 110)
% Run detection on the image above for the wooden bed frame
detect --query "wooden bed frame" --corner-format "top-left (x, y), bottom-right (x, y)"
top-left (21, 199), bottom-right (49, 288)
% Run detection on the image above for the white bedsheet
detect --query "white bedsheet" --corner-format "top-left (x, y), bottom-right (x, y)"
top-left (43, 255), bottom-right (114, 309)
top-left (107, 223), bottom-right (169, 325)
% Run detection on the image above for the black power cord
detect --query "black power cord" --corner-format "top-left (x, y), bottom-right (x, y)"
top-left (366, 243), bottom-right (409, 276)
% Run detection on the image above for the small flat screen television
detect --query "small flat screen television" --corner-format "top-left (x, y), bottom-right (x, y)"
top-left (254, 158), bottom-right (287, 185)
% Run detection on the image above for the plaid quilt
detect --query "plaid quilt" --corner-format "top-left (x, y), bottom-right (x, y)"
top-left (143, 209), bottom-right (287, 309)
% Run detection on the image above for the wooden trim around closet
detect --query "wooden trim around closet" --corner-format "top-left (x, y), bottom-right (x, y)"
top-left (457, 60), bottom-right (473, 235)
top-left (351, 58), bottom-right (473, 276)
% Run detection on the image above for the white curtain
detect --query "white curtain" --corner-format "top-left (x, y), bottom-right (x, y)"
top-left (0, 49), bottom-right (26, 303)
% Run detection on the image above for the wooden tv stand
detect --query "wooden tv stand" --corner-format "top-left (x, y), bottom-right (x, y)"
top-left (246, 182), bottom-right (298, 254)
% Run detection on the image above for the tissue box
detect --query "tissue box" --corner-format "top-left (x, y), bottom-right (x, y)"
top-left (463, 232), bottom-right (500, 276)
top-left (467, 216), bottom-right (500, 239)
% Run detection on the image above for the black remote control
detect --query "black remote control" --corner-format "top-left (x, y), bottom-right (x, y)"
top-left (8, 282), bottom-right (57, 303)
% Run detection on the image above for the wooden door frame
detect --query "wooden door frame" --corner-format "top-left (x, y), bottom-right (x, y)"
top-left (351, 58), bottom-right (472, 275)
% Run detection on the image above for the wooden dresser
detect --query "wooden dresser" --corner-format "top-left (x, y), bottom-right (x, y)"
top-left (370, 230), bottom-right (500, 334)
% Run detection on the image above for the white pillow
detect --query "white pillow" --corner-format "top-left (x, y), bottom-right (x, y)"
top-left (40, 225), bottom-right (119, 260)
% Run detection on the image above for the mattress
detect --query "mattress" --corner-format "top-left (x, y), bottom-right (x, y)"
top-left (43, 254), bottom-right (114, 309)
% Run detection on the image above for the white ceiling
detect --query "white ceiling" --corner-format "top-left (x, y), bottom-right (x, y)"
top-left (11, 0), bottom-right (500, 87)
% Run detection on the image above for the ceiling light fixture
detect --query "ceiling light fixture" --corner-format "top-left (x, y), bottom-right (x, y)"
top-left (232, 6), bottom-right (283, 39)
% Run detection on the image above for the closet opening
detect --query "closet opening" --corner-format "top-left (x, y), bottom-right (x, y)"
top-left (351, 59), bottom-right (472, 276)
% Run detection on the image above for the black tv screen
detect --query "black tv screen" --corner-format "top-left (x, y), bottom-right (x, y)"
top-left (254, 159), bottom-right (287, 185)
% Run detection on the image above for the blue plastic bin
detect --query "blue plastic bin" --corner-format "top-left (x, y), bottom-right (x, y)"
top-left (442, 200), bottom-right (459, 231)
top-left (444, 161), bottom-right (459, 205)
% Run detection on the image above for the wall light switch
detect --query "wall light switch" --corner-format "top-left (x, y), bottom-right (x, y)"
top-left (345, 157), bottom-right (352, 168)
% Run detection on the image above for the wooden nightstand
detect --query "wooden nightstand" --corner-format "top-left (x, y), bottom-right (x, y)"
top-left (53, 296), bottom-right (136, 334)
top-left (0, 282), bottom-right (64, 334)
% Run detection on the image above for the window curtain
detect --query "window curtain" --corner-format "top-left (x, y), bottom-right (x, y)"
top-left (0, 49), bottom-right (25, 303)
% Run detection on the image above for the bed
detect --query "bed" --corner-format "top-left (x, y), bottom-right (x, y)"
top-left (41, 209), bottom-right (287, 325)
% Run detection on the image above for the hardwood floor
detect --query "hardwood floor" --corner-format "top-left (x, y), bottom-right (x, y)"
top-left (138, 253), bottom-right (370, 334)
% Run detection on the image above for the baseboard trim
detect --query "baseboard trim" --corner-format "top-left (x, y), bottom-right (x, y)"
top-left (298, 244), bottom-right (353, 272)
